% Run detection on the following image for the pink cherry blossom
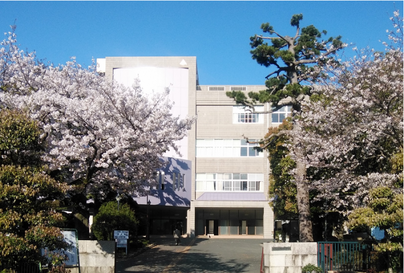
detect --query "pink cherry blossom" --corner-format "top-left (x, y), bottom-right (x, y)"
top-left (291, 11), bottom-right (403, 215)
top-left (0, 29), bottom-right (195, 200)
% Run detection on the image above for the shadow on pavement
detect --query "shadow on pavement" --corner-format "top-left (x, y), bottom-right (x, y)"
top-left (116, 238), bottom-right (251, 273)
top-left (149, 237), bottom-right (202, 246)
top-left (175, 253), bottom-right (250, 272)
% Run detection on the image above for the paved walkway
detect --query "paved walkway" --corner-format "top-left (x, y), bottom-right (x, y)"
top-left (116, 236), bottom-right (266, 273)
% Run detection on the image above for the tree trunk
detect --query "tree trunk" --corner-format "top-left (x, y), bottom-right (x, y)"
top-left (295, 145), bottom-right (314, 242)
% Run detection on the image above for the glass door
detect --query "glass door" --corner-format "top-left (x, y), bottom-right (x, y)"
top-left (240, 220), bottom-right (247, 235)
top-left (208, 220), bottom-right (215, 234)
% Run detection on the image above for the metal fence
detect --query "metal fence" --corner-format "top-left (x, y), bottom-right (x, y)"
top-left (0, 263), bottom-right (42, 273)
top-left (317, 242), bottom-right (372, 272)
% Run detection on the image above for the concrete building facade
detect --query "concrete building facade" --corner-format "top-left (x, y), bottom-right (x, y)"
top-left (97, 56), bottom-right (289, 239)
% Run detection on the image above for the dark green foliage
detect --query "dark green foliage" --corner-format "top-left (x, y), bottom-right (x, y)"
top-left (349, 187), bottom-right (403, 246)
top-left (302, 263), bottom-right (322, 273)
top-left (227, 13), bottom-right (344, 111)
top-left (226, 90), bottom-right (249, 105)
top-left (91, 201), bottom-right (138, 241)
top-left (348, 186), bottom-right (403, 271)
top-left (261, 22), bottom-right (274, 34)
top-left (0, 109), bottom-right (42, 167)
top-left (266, 119), bottom-right (298, 219)
top-left (290, 14), bottom-right (303, 27)
top-left (0, 109), bottom-right (68, 271)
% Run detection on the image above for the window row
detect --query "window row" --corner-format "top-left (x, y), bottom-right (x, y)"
top-left (233, 106), bottom-right (264, 124)
top-left (233, 105), bottom-right (292, 124)
top-left (207, 86), bottom-right (247, 91)
top-left (196, 139), bottom-right (262, 157)
top-left (196, 173), bottom-right (264, 192)
top-left (155, 171), bottom-right (185, 191)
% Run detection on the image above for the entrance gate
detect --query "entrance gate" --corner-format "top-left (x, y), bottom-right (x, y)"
top-left (317, 242), bottom-right (372, 272)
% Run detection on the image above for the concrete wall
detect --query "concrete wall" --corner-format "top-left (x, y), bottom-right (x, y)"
top-left (78, 240), bottom-right (115, 273)
top-left (262, 242), bottom-right (317, 273)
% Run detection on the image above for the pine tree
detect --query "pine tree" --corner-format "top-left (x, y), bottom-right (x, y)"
top-left (227, 14), bottom-right (344, 241)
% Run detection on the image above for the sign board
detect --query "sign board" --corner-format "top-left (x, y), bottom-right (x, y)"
top-left (114, 230), bottom-right (129, 255)
top-left (61, 230), bottom-right (79, 267)
top-left (41, 229), bottom-right (80, 268)
top-left (272, 246), bottom-right (292, 251)
top-left (114, 230), bottom-right (129, 240)
top-left (117, 239), bottom-right (127, 248)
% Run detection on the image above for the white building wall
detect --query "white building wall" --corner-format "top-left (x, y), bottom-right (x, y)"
top-left (98, 56), bottom-right (197, 161)
top-left (112, 66), bottom-right (190, 159)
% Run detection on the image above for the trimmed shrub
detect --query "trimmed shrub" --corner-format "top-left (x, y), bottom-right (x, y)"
top-left (302, 263), bottom-right (322, 273)
top-left (91, 201), bottom-right (138, 240)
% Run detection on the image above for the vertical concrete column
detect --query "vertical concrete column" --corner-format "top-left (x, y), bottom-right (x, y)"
top-left (263, 204), bottom-right (274, 239)
top-left (88, 215), bottom-right (93, 239)
top-left (187, 202), bottom-right (196, 237)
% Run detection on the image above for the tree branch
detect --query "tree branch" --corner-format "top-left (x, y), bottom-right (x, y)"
top-left (261, 130), bottom-right (291, 149)
top-left (265, 65), bottom-right (287, 79)
top-left (257, 30), bottom-right (292, 47)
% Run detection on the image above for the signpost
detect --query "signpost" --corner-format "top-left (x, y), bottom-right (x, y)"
top-left (114, 230), bottom-right (129, 255)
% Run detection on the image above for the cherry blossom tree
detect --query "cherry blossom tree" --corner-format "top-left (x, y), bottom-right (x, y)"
top-left (294, 11), bottom-right (403, 219)
top-left (0, 29), bottom-right (195, 212)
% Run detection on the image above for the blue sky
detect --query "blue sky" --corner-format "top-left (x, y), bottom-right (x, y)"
top-left (0, 1), bottom-right (402, 85)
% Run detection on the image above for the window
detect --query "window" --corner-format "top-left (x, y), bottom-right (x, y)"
top-left (208, 86), bottom-right (225, 91)
top-left (249, 181), bottom-right (259, 191)
top-left (196, 173), bottom-right (264, 192)
top-left (272, 106), bottom-right (292, 124)
top-left (233, 181), bottom-right (240, 191)
top-left (239, 112), bottom-right (257, 123)
top-left (241, 181), bottom-right (248, 191)
top-left (180, 174), bottom-right (185, 189)
top-left (172, 172), bottom-right (183, 190)
top-left (223, 181), bottom-right (232, 191)
top-left (233, 106), bottom-right (264, 124)
top-left (196, 139), bottom-right (262, 158)
top-left (240, 139), bottom-right (261, 157)
top-left (156, 171), bottom-right (165, 190)
top-left (230, 86), bottom-right (247, 91)
top-left (169, 172), bottom-right (185, 191)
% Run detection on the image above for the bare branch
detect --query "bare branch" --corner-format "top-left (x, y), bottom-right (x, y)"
top-left (243, 102), bottom-right (286, 114)
top-left (257, 30), bottom-right (292, 47)
top-left (294, 59), bottom-right (320, 65)
top-left (265, 65), bottom-right (287, 79)
top-left (294, 25), bottom-right (300, 40)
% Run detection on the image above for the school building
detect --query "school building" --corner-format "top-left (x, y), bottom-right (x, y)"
top-left (96, 56), bottom-right (291, 239)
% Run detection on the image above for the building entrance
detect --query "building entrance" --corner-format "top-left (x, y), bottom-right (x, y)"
top-left (137, 205), bottom-right (188, 236)
top-left (206, 219), bottom-right (218, 235)
top-left (196, 208), bottom-right (263, 236)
